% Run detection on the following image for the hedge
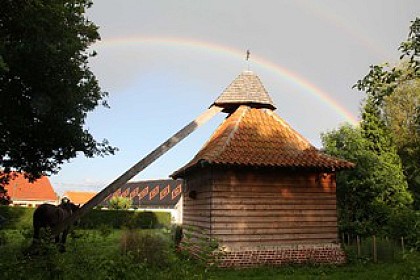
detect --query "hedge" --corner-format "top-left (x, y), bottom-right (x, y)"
top-left (0, 206), bottom-right (171, 230)
top-left (79, 209), bottom-right (171, 229)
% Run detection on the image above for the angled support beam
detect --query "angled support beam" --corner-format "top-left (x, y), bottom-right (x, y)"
top-left (53, 105), bottom-right (223, 235)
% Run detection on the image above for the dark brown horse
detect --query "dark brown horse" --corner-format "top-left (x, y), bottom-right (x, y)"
top-left (33, 201), bottom-right (80, 251)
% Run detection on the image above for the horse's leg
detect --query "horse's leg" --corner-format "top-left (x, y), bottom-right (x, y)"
top-left (33, 225), bottom-right (40, 240)
top-left (58, 230), bottom-right (68, 252)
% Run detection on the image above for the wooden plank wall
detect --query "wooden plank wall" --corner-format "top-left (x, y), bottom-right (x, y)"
top-left (209, 168), bottom-right (339, 250)
top-left (182, 169), bottom-right (213, 241)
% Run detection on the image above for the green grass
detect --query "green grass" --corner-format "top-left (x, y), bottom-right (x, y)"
top-left (0, 229), bottom-right (418, 280)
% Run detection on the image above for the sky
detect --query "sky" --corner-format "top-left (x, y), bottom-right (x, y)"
top-left (50, 0), bottom-right (419, 195)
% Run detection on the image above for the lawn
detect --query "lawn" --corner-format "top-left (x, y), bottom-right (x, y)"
top-left (0, 229), bottom-right (418, 280)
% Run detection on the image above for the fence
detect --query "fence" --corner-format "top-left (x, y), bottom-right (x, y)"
top-left (341, 233), bottom-right (406, 262)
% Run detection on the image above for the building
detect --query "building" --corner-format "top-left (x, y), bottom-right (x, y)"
top-left (172, 71), bottom-right (354, 267)
top-left (3, 173), bottom-right (58, 207)
top-left (101, 179), bottom-right (183, 224)
top-left (62, 191), bottom-right (97, 205)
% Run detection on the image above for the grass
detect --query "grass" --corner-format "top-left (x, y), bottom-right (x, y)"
top-left (0, 228), bottom-right (418, 280)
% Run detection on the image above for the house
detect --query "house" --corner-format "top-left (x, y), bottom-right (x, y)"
top-left (101, 179), bottom-right (183, 224)
top-left (62, 191), bottom-right (97, 206)
top-left (172, 71), bottom-right (354, 267)
top-left (3, 172), bottom-right (58, 207)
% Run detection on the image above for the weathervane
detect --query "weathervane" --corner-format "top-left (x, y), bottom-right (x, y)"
top-left (246, 49), bottom-right (251, 71)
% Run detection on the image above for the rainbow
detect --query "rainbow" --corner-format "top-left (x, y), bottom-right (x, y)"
top-left (95, 36), bottom-right (358, 125)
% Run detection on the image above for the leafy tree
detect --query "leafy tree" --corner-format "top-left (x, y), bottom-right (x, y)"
top-left (322, 120), bottom-right (411, 236)
top-left (360, 98), bottom-right (412, 209)
top-left (0, 189), bottom-right (10, 205)
top-left (383, 76), bottom-right (420, 208)
top-left (355, 18), bottom-right (420, 208)
top-left (108, 196), bottom-right (132, 210)
top-left (355, 18), bottom-right (419, 106)
top-left (0, 0), bottom-right (116, 183)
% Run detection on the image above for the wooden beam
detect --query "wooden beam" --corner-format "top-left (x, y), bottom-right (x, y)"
top-left (53, 106), bottom-right (222, 235)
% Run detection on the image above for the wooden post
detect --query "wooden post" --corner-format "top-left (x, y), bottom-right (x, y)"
top-left (356, 235), bottom-right (361, 257)
top-left (373, 235), bottom-right (377, 263)
top-left (53, 106), bottom-right (223, 235)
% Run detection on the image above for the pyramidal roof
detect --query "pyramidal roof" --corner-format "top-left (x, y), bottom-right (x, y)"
top-left (172, 106), bottom-right (354, 178)
top-left (213, 71), bottom-right (276, 111)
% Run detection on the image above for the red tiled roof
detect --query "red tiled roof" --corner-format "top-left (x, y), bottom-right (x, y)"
top-left (63, 191), bottom-right (97, 205)
top-left (3, 173), bottom-right (57, 202)
top-left (173, 106), bottom-right (354, 177)
top-left (213, 71), bottom-right (276, 111)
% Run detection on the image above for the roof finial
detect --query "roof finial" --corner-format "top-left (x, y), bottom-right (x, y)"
top-left (246, 49), bottom-right (251, 71)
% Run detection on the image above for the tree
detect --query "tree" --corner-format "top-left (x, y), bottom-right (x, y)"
top-left (383, 76), bottom-right (420, 208)
top-left (108, 196), bottom-right (132, 210)
top-left (360, 98), bottom-right (412, 209)
top-left (355, 18), bottom-right (420, 208)
top-left (0, 188), bottom-right (10, 205)
top-left (0, 0), bottom-right (116, 183)
top-left (322, 116), bottom-right (412, 236)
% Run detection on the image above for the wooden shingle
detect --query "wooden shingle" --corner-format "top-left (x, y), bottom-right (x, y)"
top-left (213, 71), bottom-right (276, 111)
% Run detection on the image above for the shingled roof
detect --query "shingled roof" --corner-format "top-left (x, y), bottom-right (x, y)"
top-left (3, 173), bottom-right (57, 202)
top-left (101, 179), bottom-right (183, 209)
top-left (63, 191), bottom-right (96, 205)
top-left (172, 105), bottom-right (354, 177)
top-left (213, 71), bottom-right (276, 111)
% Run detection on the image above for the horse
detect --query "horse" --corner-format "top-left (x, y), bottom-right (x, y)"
top-left (33, 200), bottom-right (80, 252)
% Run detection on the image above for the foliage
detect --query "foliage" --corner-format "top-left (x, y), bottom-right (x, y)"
top-left (0, 206), bottom-right (172, 230)
top-left (322, 120), bottom-right (412, 236)
top-left (354, 18), bottom-right (420, 106)
top-left (354, 18), bottom-right (420, 209)
top-left (0, 189), bottom-right (10, 205)
top-left (181, 226), bottom-right (222, 267)
top-left (78, 209), bottom-right (170, 229)
top-left (0, 205), bottom-right (35, 230)
top-left (0, 0), bottom-right (116, 181)
top-left (359, 98), bottom-right (412, 209)
top-left (383, 76), bottom-right (420, 209)
top-left (387, 209), bottom-right (420, 250)
top-left (120, 229), bottom-right (172, 268)
top-left (108, 196), bottom-right (132, 210)
top-left (172, 224), bottom-right (183, 247)
top-left (0, 228), bottom-right (419, 279)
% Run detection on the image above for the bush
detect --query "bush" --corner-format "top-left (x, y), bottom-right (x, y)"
top-left (79, 209), bottom-right (171, 229)
top-left (120, 229), bottom-right (172, 268)
top-left (0, 206), bottom-right (34, 230)
top-left (108, 196), bottom-right (132, 210)
top-left (387, 209), bottom-right (420, 249)
top-left (0, 206), bottom-right (172, 230)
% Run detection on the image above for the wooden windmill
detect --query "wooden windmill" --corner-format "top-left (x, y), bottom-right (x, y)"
top-left (55, 69), bottom-right (354, 268)
top-left (54, 66), bottom-right (279, 233)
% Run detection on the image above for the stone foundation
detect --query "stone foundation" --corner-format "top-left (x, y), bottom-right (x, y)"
top-left (216, 243), bottom-right (346, 268)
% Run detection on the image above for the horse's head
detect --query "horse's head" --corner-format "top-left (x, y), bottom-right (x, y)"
top-left (59, 201), bottom-right (80, 215)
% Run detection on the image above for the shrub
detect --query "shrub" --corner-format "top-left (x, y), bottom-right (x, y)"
top-left (172, 225), bottom-right (183, 247)
top-left (108, 196), bottom-right (132, 210)
top-left (0, 206), bottom-right (34, 230)
top-left (0, 206), bottom-right (172, 230)
top-left (79, 209), bottom-right (171, 229)
top-left (387, 209), bottom-right (420, 249)
top-left (120, 229), bottom-right (171, 268)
